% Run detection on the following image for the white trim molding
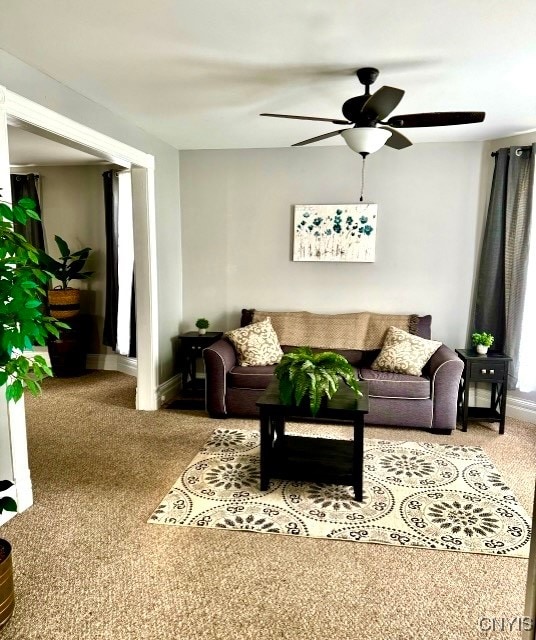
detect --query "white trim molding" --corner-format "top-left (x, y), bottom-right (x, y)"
top-left (5, 89), bottom-right (154, 169)
top-left (157, 374), bottom-right (182, 408)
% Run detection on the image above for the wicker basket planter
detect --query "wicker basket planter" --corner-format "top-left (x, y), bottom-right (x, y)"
top-left (47, 288), bottom-right (81, 319)
top-left (0, 539), bottom-right (14, 630)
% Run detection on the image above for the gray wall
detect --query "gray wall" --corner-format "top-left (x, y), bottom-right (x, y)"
top-left (180, 142), bottom-right (486, 348)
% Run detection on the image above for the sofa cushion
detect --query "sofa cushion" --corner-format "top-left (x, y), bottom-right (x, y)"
top-left (228, 365), bottom-right (276, 389)
top-left (359, 368), bottom-right (431, 399)
top-left (371, 326), bottom-right (442, 376)
top-left (226, 317), bottom-right (283, 367)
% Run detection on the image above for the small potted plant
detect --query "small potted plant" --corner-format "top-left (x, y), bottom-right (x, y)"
top-left (195, 318), bottom-right (210, 335)
top-left (472, 331), bottom-right (494, 355)
top-left (275, 347), bottom-right (362, 416)
top-left (39, 235), bottom-right (93, 319)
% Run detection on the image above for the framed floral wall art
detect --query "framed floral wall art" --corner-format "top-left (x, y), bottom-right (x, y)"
top-left (293, 203), bottom-right (377, 262)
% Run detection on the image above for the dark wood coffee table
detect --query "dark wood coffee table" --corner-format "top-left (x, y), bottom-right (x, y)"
top-left (256, 379), bottom-right (369, 501)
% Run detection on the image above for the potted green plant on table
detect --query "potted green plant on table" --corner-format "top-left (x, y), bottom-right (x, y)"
top-left (275, 347), bottom-right (362, 416)
top-left (39, 235), bottom-right (93, 319)
top-left (472, 331), bottom-right (494, 355)
top-left (195, 318), bottom-right (210, 335)
top-left (0, 196), bottom-right (63, 629)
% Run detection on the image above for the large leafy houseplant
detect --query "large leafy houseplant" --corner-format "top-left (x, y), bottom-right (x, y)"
top-left (39, 235), bottom-right (93, 290)
top-left (0, 197), bottom-right (64, 630)
top-left (275, 347), bottom-right (362, 416)
top-left (0, 197), bottom-right (65, 400)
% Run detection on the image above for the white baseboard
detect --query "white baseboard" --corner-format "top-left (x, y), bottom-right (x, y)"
top-left (24, 349), bottom-right (137, 378)
top-left (117, 356), bottom-right (137, 377)
top-left (157, 374), bottom-right (182, 407)
top-left (85, 353), bottom-right (137, 377)
top-left (475, 389), bottom-right (536, 424)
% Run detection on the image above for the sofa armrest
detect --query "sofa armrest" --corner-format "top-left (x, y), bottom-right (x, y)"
top-left (203, 338), bottom-right (237, 417)
top-left (427, 344), bottom-right (464, 430)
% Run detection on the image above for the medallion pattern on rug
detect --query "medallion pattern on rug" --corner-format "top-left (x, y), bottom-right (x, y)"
top-left (149, 429), bottom-right (531, 557)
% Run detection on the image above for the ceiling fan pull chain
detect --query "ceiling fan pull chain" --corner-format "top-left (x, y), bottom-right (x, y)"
top-left (360, 155), bottom-right (366, 202)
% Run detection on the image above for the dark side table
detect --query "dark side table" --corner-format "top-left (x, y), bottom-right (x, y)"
top-left (179, 332), bottom-right (223, 394)
top-left (455, 349), bottom-right (512, 434)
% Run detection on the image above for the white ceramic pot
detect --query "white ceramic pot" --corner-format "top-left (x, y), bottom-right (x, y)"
top-left (198, 328), bottom-right (206, 335)
top-left (476, 344), bottom-right (488, 355)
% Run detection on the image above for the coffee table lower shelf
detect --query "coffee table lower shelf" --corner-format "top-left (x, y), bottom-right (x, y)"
top-left (267, 435), bottom-right (354, 487)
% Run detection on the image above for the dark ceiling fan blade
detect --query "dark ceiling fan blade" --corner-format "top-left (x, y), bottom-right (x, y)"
top-left (291, 129), bottom-right (346, 147)
top-left (386, 111), bottom-right (485, 128)
top-left (260, 113), bottom-right (350, 125)
top-left (361, 86), bottom-right (405, 121)
top-left (379, 126), bottom-right (412, 150)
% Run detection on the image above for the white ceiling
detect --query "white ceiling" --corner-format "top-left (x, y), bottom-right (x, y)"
top-left (1, 0), bottom-right (535, 152)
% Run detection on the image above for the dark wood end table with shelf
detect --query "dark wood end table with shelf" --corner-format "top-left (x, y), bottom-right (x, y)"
top-left (256, 379), bottom-right (369, 501)
top-left (455, 348), bottom-right (512, 434)
top-left (179, 331), bottom-right (223, 394)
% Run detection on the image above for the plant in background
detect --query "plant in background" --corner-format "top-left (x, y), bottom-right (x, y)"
top-left (275, 347), bottom-right (362, 416)
top-left (195, 318), bottom-right (209, 334)
top-left (39, 235), bottom-right (93, 289)
top-left (472, 331), bottom-right (494, 347)
top-left (0, 198), bottom-right (67, 401)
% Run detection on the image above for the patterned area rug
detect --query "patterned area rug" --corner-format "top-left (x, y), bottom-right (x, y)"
top-left (149, 428), bottom-right (531, 557)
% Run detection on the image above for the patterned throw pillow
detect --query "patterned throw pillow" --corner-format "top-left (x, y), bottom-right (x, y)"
top-left (226, 317), bottom-right (283, 367)
top-left (371, 326), bottom-right (442, 376)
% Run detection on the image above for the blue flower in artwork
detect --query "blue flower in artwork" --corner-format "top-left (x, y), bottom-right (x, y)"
top-left (333, 224), bottom-right (342, 234)
top-left (303, 212), bottom-right (311, 218)
top-left (325, 229), bottom-right (332, 236)
top-left (313, 217), bottom-right (322, 226)
top-left (336, 209), bottom-right (343, 215)
top-left (308, 225), bottom-right (314, 231)
top-left (314, 231), bottom-right (320, 237)
top-left (360, 216), bottom-right (368, 224)
top-left (346, 216), bottom-right (353, 225)
top-left (300, 220), bottom-right (306, 226)
top-left (362, 225), bottom-right (374, 236)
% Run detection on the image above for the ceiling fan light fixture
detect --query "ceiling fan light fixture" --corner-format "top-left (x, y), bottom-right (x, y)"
top-left (341, 127), bottom-right (392, 155)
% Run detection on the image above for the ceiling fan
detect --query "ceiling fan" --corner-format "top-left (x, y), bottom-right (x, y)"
top-left (260, 67), bottom-right (485, 156)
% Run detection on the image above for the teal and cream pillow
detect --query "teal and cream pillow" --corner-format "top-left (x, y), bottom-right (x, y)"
top-left (226, 317), bottom-right (283, 367)
top-left (371, 326), bottom-right (442, 376)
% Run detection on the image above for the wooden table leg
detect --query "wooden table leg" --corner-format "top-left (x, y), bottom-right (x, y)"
top-left (259, 411), bottom-right (271, 491)
top-left (353, 414), bottom-right (364, 501)
top-left (462, 372), bottom-right (469, 432)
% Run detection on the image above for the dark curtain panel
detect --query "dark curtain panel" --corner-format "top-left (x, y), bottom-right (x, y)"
top-left (473, 150), bottom-right (508, 350)
top-left (102, 170), bottom-right (119, 349)
top-left (10, 173), bottom-right (45, 250)
top-left (473, 144), bottom-right (535, 388)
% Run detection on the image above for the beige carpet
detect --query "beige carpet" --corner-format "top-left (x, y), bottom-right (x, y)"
top-left (0, 371), bottom-right (534, 640)
top-left (150, 428), bottom-right (531, 558)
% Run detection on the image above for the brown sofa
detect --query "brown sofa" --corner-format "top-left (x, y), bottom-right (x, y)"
top-left (203, 310), bottom-right (464, 434)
